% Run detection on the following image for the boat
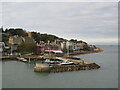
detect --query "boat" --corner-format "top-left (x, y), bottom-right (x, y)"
top-left (60, 61), bottom-right (74, 65)
top-left (17, 57), bottom-right (28, 62)
top-left (44, 59), bottom-right (60, 64)
top-left (22, 59), bottom-right (28, 62)
top-left (44, 59), bottom-right (51, 63)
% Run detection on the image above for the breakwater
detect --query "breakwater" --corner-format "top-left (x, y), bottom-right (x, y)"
top-left (34, 63), bottom-right (100, 73)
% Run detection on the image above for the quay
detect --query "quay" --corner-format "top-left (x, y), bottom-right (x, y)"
top-left (1, 55), bottom-right (93, 65)
top-left (34, 63), bottom-right (100, 73)
top-left (1, 56), bottom-right (18, 60)
top-left (1, 55), bottom-right (55, 61)
top-left (1, 54), bottom-right (101, 73)
top-left (33, 57), bottom-right (100, 73)
top-left (1, 48), bottom-right (103, 62)
top-left (56, 57), bottom-right (92, 64)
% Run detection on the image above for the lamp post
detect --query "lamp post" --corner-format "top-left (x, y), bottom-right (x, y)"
top-left (8, 36), bottom-right (14, 56)
top-left (67, 41), bottom-right (69, 57)
top-left (10, 44), bottom-right (13, 55)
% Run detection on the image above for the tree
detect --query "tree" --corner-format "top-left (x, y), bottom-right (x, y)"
top-left (17, 42), bottom-right (37, 55)
top-left (2, 34), bottom-right (9, 44)
top-left (31, 32), bottom-right (41, 43)
top-left (5, 28), bottom-right (28, 37)
top-left (77, 40), bottom-right (83, 43)
top-left (0, 26), bottom-right (4, 33)
top-left (70, 39), bottom-right (77, 43)
top-left (62, 48), bottom-right (67, 53)
top-left (3, 28), bottom-right (67, 43)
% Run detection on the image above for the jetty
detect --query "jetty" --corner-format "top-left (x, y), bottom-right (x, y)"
top-left (34, 63), bottom-right (100, 73)
top-left (2, 54), bottom-right (101, 73)
top-left (34, 57), bottom-right (100, 73)
top-left (56, 57), bottom-right (92, 64)
top-left (2, 56), bottom-right (18, 60)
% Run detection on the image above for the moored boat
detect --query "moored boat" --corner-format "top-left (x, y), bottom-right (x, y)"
top-left (60, 61), bottom-right (74, 65)
top-left (17, 57), bottom-right (28, 62)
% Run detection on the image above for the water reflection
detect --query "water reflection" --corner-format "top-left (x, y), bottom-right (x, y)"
top-left (34, 72), bottom-right (50, 77)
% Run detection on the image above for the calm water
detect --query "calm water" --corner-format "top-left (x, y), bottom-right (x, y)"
top-left (1, 45), bottom-right (118, 88)
top-left (0, 60), bottom-right (2, 89)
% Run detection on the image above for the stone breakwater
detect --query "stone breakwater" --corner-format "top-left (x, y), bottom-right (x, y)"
top-left (34, 63), bottom-right (100, 73)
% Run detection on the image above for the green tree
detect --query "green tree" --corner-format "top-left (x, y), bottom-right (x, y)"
top-left (17, 42), bottom-right (37, 55)
top-left (70, 39), bottom-right (77, 43)
top-left (31, 32), bottom-right (41, 43)
top-left (5, 28), bottom-right (28, 37)
top-left (2, 34), bottom-right (9, 44)
top-left (62, 48), bottom-right (67, 53)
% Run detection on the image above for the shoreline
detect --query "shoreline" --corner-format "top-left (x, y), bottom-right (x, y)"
top-left (1, 49), bottom-right (103, 73)
top-left (69, 49), bottom-right (103, 57)
top-left (34, 49), bottom-right (103, 73)
top-left (1, 49), bottom-right (103, 60)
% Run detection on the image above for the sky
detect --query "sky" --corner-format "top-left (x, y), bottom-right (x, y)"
top-left (2, 2), bottom-right (118, 45)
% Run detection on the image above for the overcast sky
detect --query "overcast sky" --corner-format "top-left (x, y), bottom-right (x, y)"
top-left (2, 2), bottom-right (118, 45)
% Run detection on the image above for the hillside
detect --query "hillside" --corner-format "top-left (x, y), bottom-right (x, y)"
top-left (2, 28), bottom-right (87, 44)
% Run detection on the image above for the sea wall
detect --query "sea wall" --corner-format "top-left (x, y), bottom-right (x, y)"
top-left (34, 63), bottom-right (100, 73)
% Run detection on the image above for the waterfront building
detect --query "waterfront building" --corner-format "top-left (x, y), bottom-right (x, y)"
top-left (60, 41), bottom-right (66, 49)
top-left (66, 41), bottom-right (77, 50)
top-left (28, 32), bottom-right (32, 38)
top-left (0, 42), bottom-right (10, 55)
top-left (8, 35), bottom-right (35, 55)
top-left (8, 35), bottom-right (24, 45)
top-left (36, 43), bottom-right (45, 55)
top-left (36, 42), bottom-right (62, 55)
top-left (44, 43), bottom-right (60, 50)
top-left (8, 36), bottom-right (24, 54)
top-left (55, 39), bottom-right (63, 45)
top-left (8, 37), bottom-right (14, 45)
top-left (0, 42), bottom-right (4, 53)
top-left (23, 37), bottom-right (35, 43)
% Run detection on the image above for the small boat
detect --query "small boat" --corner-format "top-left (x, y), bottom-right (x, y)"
top-left (17, 57), bottom-right (28, 62)
top-left (44, 59), bottom-right (60, 64)
top-left (22, 59), bottom-right (28, 62)
top-left (44, 59), bottom-right (51, 63)
top-left (60, 61), bottom-right (74, 65)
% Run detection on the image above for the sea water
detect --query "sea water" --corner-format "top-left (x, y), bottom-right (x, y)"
top-left (0, 61), bottom-right (2, 89)
top-left (2, 45), bottom-right (118, 88)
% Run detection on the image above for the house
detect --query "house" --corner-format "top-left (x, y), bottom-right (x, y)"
top-left (0, 42), bottom-right (4, 52)
top-left (23, 37), bottom-right (35, 43)
top-left (36, 43), bottom-right (45, 55)
top-left (36, 43), bottom-right (61, 55)
top-left (0, 42), bottom-right (10, 55)
top-left (8, 35), bottom-right (24, 45)
top-left (60, 41), bottom-right (66, 49)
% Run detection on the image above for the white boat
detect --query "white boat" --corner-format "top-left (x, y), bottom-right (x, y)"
top-left (44, 59), bottom-right (59, 64)
top-left (44, 59), bottom-right (52, 63)
top-left (60, 61), bottom-right (74, 65)
top-left (22, 59), bottom-right (27, 62)
top-left (17, 57), bottom-right (28, 62)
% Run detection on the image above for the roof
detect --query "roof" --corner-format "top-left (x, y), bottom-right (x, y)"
top-left (45, 50), bottom-right (63, 53)
top-left (52, 51), bottom-right (63, 53)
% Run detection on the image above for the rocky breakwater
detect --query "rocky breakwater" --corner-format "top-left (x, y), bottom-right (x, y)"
top-left (34, 62), bottom-right (100, 73)
top-left (50, 63), bottom-right (100, 73)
